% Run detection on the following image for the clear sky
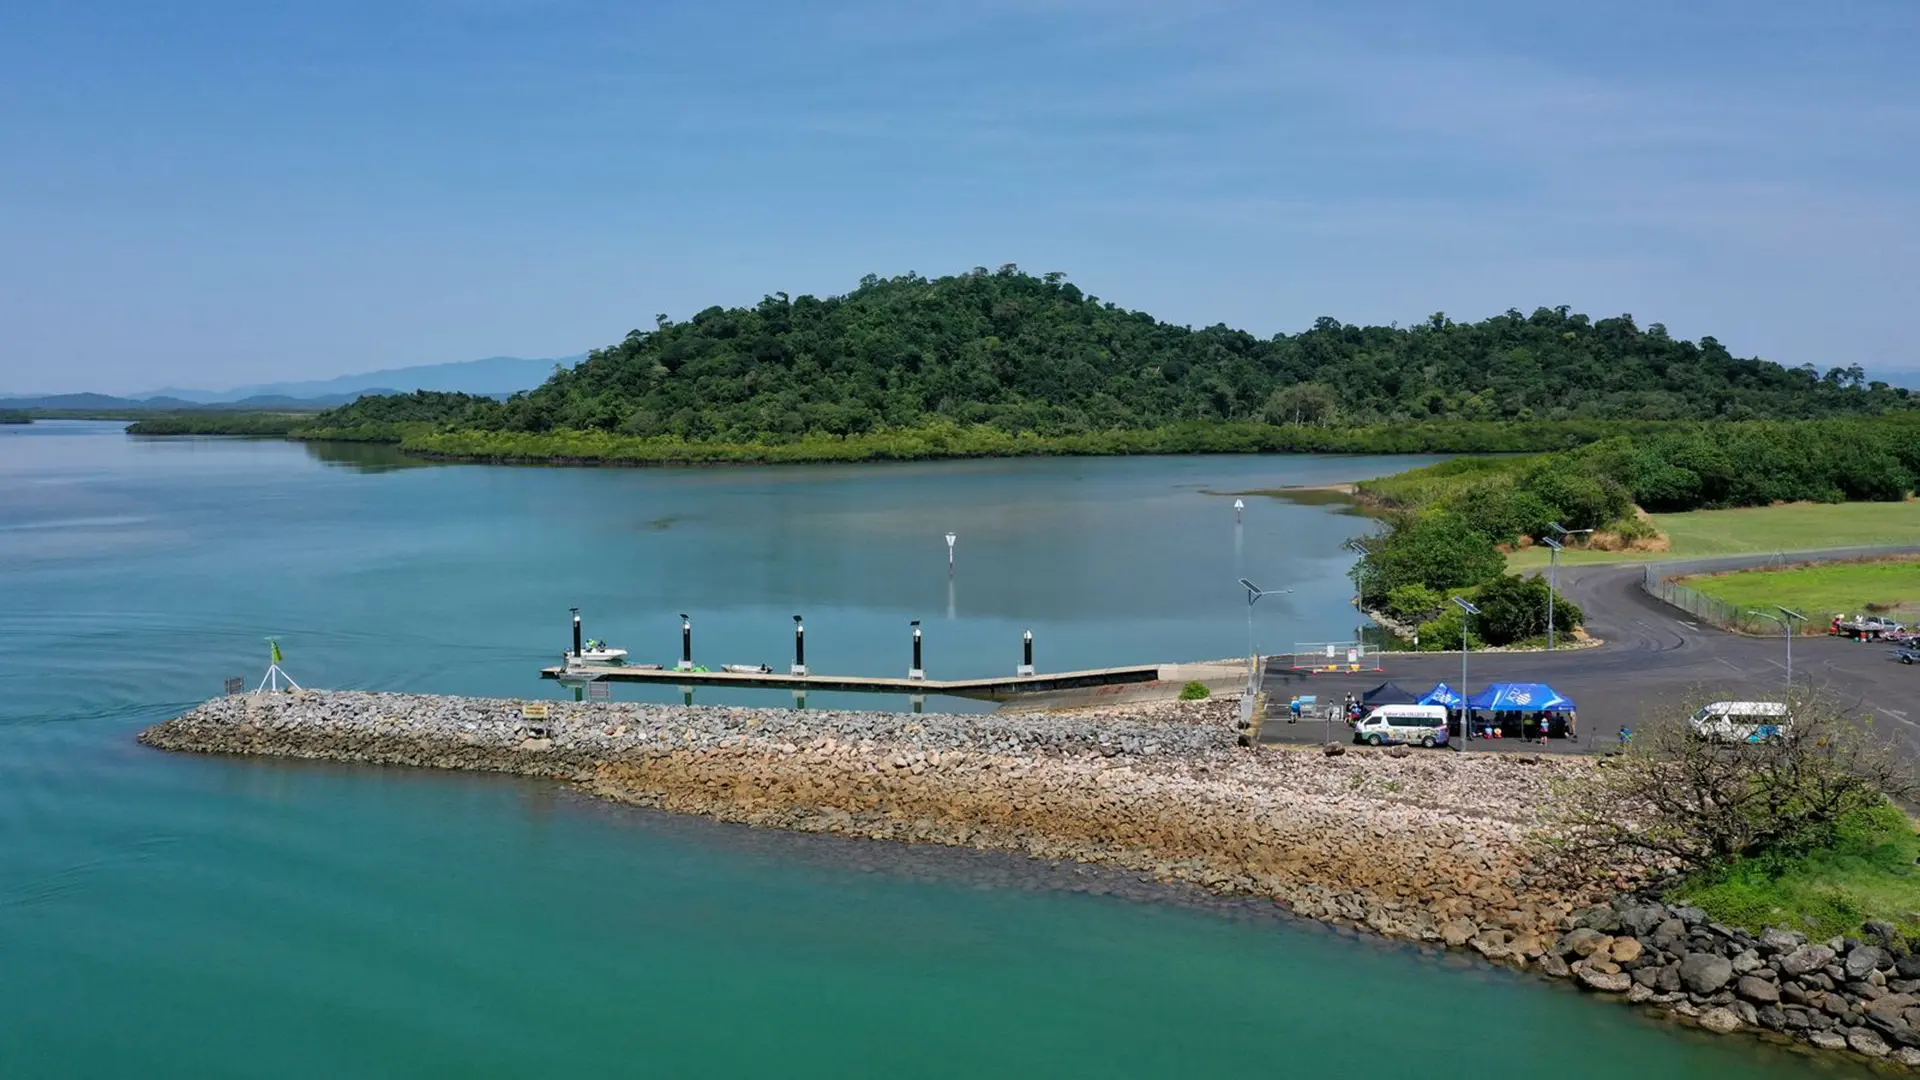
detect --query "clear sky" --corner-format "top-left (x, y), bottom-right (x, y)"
top-left (2, 0), bottom-right (1915, 393)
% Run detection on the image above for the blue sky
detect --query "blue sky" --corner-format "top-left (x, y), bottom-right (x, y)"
top-left (2, 0), bottom-right (1915, 393)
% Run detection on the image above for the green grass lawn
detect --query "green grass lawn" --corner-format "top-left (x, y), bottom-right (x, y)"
top-left (1508, 499), bottom-right (1920, 570)
top-left (1677, 804), bottom-right (1920, 938)
top-left (1680, 556), bottom-right (1920, 620)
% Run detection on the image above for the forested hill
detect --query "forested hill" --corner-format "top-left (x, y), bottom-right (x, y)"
top-left (320, 267), bottom-right (1909, 441)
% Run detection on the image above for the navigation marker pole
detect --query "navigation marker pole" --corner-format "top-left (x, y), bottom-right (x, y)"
top-left (571, 607), bottom-right (583, 660)
top-left (791, 615), bottom-right (807, 676)
top-left (909, 620), bottom-right (924, 681)
top-left (945, 532), bottom-right (956, 577)
top-left (1234, 498), bottom-right (1244, 523)
top-left (255, 637), bottom-right (302, 693)
top-left (678, 614), bottom-right (693, 672)
top-left (1018, 629), bottom-right (1035, 676)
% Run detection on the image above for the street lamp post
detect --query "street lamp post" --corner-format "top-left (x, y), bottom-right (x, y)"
top-left (1751, 607), bottom-right (1807, 695)
top-left (1239, 578), bottom-right (1292, 698)
top-left (1343, 538), bottom-right (1370, 613)
top-left (1544, 523), bottom-right (1593, 651)
top-left (1539, 536), bottom-right (1564, 650)
top-left (1452, 597), bottom-right (1482, 749)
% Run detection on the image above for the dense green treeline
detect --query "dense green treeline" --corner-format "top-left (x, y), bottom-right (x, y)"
top-left (1351, 415), bottom-right (1920, 643)
top-left (391, 419), bottom-right (1686, 464)
top-left (126, 414), bottom-right (305, 436)
top-left (0, 410), bottom-right (30, 424)
top-left (326, 267), bottom-right (1907, 445)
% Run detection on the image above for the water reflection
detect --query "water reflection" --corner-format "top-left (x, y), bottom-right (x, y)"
top-left (301, 440), bottom-right (440, 473)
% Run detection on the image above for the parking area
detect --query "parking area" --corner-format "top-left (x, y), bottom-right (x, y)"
top-left (1258, 561), bottom-right (1920, 758)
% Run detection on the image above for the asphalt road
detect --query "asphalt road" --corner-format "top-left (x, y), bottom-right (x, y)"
top-left (1259, 560), bottom-right (1920, 755)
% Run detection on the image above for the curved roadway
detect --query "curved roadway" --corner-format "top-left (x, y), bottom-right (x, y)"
top-left (1261, 559), bottom-right (1918, 754)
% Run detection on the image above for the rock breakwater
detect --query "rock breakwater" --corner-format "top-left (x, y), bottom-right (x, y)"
top-left (140, 691), bottom-right (1598, 945)
top-left (142, 689), bottom-right (1907, 1066)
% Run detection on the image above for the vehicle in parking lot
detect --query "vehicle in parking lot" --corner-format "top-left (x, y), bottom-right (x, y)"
top-left (1353, 704), bottom-right (1450, 748)
top-left (1687, 701), bottom-right (1791, 744)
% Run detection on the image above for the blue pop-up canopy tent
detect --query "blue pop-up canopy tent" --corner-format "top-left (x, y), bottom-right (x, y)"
top-left (1465, 683), bottom-right (1577, 712)
top-left (1420, 683), bottom-right (1464, 708)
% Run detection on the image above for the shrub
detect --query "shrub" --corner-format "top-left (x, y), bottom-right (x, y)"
top-left (1351, 511), bottom-right (1507, 599)
top-left (1383, 583), bottom-right (1444, 624)
top-left (1554, 693), bottom-right (1913, 875)
top-left (1473, 573), bottom-right (1582, 645)
top-left (1178, 681), bottom-right (1211, 700)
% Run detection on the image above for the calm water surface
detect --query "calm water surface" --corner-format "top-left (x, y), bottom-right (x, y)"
top-left (0, 422), bottom-right (1863, 1077)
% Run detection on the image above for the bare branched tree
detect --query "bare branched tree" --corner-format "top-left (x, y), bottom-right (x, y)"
top-left (1552, 690), bottom-right (1913, 877)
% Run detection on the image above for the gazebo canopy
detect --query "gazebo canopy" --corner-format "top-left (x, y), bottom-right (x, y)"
top-left (1465, 683), bottom-right (1577, 712)
top-left (1419, 682), bottom-right (1464, 708)
top-left (1361, 681), bottom-right (1420, 706)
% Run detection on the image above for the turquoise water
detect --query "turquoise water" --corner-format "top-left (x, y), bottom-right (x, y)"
top-left (0, 422), bottom-right (1863, 1077)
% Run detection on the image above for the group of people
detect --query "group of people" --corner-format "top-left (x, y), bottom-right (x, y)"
top-left (1281, 690), bottom-right (1574, 746)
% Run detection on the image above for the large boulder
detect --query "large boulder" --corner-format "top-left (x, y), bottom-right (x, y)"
top-left (1576, 965), bottom-right (1634, 994)
top-left (1736, 975), bottom-right (1780, 1004)
top-left (1849, 1028), bottom-right (1893, 1058)
top-left (1618, 904), bottom-right (1669, 937)
top-left (1780, 944), bottom-right (1838, 977)
top-left (1609, 937), bottom-right (1643, 964)
top-left (1671, 906), bottom-right (1708, 926)
top-left (1847, 944), bottom-right (1893, 980)
top-left (1898, 953), bottom-right (1920, 980)
top-left (1863, 920), bottom-right (1904, 954)
top-left (1441, 918), bottom-right (1477, 947)
top-left (1697, 1007), bottom-right (1742, 1034)
top-left (1729, 949), bottom-right (1763, 975)
top-left (1650, 919), bottom-right (1687, 951)
top-left (1679, 952), bottom-right (1735, 995)
top-left (1577, 905), bottom-right (1623, 933)
top-left (1556, 927), bottom-right (1609, 958)
top-left (1759, 927), bottom-right (1806, 954)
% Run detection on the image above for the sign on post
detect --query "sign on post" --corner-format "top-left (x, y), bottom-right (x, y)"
top-left (521, 703), bottom-right (550, 720)
top-left (223, 677), bottom-right (244, 696)
top-left (587, 681), bottom-right (610, 702)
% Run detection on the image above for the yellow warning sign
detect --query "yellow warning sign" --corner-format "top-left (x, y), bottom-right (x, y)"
top-left (520, 703), bottom-right (550, 720)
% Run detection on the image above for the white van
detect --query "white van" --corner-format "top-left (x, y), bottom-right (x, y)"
top-left (1687, 701), bottom-right (1791, 745)
top-left (1353, 704), bottom-right (1451, 748)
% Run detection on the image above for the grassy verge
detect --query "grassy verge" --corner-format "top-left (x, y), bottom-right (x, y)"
top-left (1675, 803), bottom-right (1920, 939)
top-left (1680, 555), bottom-right (1920, 621)
top-left (1508, 500), bottom-right (1920, 570)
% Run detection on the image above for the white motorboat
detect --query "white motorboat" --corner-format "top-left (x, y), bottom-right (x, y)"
top-left (574, 639), bottom-right (628, 665)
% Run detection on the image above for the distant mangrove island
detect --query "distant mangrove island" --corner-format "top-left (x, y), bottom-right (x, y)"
top-left (125, 265), bottom-right (1914, 463)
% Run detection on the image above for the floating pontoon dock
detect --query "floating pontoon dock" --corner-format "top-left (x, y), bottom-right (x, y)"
top-left (538, 663), bottom-right (1164, 701)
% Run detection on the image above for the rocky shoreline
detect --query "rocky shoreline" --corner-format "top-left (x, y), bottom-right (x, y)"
top-left (140, 689), bottom-right (1914, 1068)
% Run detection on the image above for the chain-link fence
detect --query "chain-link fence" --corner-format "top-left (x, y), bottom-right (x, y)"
top-left (1640, 544), bottom-right (1920, 633)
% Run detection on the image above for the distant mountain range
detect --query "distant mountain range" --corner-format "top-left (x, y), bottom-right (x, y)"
top-left (1, 355), bottom-right (580, 412)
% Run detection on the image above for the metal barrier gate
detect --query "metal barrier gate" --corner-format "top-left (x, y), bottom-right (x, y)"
top-left (1289, 641), bottom-right (1383, 673)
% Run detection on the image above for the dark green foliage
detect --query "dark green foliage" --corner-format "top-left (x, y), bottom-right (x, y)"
top-left (1382, 583), bottom-right (1444, 624)
top-left (125, 413), bottom-right (305, 436)
top-left (0, 410), bottom-right (31, 424)
top-left (308, 391), bottom-right (497, 429)
top-left (432, 270), bottom-right (1908, 442)
top-left (1472, 573), bottom-right (1582, 645)
top-left (1352, 512), bottom-right (1508, 599)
